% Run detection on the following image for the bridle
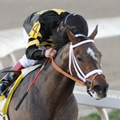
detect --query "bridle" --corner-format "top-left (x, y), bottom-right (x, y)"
top-left (69, 37), bottom-right (104, 96)
top-left (51, 35), bottom-right (104, 97)
top-left (69, 38), bottom-right (103, 82)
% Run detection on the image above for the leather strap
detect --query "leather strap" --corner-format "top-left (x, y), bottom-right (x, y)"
top-left (51, 57), bottom-right (86, 86)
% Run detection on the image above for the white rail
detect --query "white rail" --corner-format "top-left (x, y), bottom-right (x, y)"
top-left (0, 28), bottom-right (25, 69)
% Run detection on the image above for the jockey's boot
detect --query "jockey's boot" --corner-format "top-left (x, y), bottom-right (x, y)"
top-left (0, 61), bottom-right (24, 96)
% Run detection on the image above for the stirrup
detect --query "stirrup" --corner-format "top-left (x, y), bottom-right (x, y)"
top-left (0, 73), bottom-right (18, 97)
top-left (0, 80), bottom-right (16, 98)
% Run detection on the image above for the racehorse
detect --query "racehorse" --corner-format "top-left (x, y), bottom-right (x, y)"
top-left (0, 27), bottom-right (108, 120)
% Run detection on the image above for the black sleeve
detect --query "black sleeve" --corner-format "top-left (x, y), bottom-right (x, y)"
top-left (25, 45), bottom-right (47, 60)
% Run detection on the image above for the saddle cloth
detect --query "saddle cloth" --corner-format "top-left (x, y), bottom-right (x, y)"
top-left (0, 64), bottom-right (40, 120)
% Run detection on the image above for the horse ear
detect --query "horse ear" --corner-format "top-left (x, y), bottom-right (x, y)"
top-left (66, 28), bottom-right (77, 44)
top-left (89, 25), bottom-right (98, 40)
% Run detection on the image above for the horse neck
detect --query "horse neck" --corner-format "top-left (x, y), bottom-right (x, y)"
top-left (46, 43), bottom-right (76, 100)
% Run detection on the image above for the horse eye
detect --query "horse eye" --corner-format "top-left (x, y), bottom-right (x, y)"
top-left (77, 57), bottom-right (83, 62)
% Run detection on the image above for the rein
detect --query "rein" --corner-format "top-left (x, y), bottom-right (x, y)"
top-left (51, 58), bottom-right (102, 87)
top-left (51, 57), bottom-right (86, 85)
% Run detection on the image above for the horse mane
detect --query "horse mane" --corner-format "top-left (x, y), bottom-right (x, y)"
top-left (44, 42), bottom-right (70, 74)
top-left (51, 27), bottom-right (69, 51)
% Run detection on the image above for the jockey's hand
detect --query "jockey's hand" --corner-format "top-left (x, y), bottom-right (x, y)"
top-left (45, 48), bottom-right (57, 58)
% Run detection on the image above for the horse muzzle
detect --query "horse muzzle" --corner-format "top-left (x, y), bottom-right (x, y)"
top-left (87, 84), bottom-right (109, 100)
top-left (86, 74), bottom-right (109, 100)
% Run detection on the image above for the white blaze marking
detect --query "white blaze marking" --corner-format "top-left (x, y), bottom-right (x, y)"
top-left (87, 47), bottom-right (98, 61)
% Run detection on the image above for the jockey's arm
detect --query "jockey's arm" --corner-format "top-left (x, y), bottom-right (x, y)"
top-left (25, 21), bottom-right (56, 60)
top-left (26, 44), bottom-right (57, 60)
top-left (25, 21), bottom-right (45, 60)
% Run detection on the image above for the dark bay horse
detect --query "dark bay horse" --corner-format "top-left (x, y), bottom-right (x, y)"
top-left (0, 28), bottom-right (108, 120)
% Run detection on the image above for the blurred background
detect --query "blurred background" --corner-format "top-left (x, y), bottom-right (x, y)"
top-left (0, 0), bottom-right (120, 29)
top-left (0, 0), bottom-right (120, 118)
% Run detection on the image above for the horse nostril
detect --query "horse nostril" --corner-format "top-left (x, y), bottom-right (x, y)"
top-left (93, 85), bottom-right (101, 92)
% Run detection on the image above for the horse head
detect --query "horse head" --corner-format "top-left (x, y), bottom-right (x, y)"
top-left (66, 26), bottom-right (109, 100)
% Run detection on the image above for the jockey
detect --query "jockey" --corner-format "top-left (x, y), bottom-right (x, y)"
top-left (0, 9), bottom-right (88, 96)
